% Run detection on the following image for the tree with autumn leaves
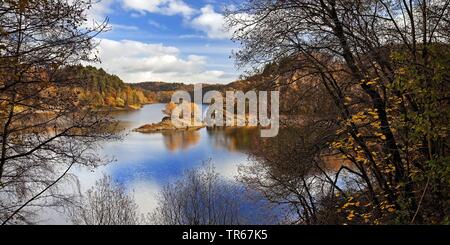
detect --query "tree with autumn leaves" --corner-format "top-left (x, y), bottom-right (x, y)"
top-left (55, 65), bottom-right (157, 110)
top-left (226, 0), bottom-right (449, 224)
top-left (0, 0), bottom-right (118, 224)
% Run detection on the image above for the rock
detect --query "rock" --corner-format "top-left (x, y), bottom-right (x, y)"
top-left (134, 118), bottom-right (205, 133)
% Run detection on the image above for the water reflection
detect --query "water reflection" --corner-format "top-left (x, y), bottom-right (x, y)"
top-left (49, 104), bottom-right (339, 224)
top-left (162, 130), bottom-right (201, 152)
top-left (67, 104), bottom-right (259, 220)
top-left (206, 127), bottom-right (260, 152)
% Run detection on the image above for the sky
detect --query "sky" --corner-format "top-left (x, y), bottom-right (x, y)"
top-left (85, 0), bottom-right (241, 84)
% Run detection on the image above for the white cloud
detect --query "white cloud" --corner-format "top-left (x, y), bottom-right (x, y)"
top-left (86, 0), bottom-right (115, 22)
top-left (87, 1), bottom-right (235, 40)
top-left (148, 19), bottom-right (166, 29)
top-left (93, 39), bottom-right (234, 84)
top-left (122, 0), bottom-right (195, 17)
top-left (111, 23), bottom-right (140, 31)
top-left (178, 34), bottom-right (207, 39)
top-left (190, 5), bottom-right (232, 39)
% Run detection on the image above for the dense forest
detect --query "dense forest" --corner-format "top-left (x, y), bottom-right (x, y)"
top-left (55, 65), bottom-right (157, 110)
top-left (131, 81), bottom-right (229, 103)
top-left (53, 67), bottom-right (257, 108)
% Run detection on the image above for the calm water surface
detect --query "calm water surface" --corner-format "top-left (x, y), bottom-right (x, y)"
top-left (70, 104), bottom-right (257, 216)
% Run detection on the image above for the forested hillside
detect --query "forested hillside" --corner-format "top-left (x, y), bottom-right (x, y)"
top-left (130, 81), bottom-right (228, 103)
top-left (56, 65), bottom-right (157, 110)
top-left (130, 80), bottom-right (258, 103)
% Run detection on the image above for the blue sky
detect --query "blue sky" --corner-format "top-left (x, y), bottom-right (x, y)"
top-left (87, 0), bottom-right (241, 84)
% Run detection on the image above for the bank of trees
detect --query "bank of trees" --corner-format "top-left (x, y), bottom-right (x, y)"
top-left (0, 0), bottom-right (119, 224)
top-left (56, 65), bottom-right (157, 110)
top-left (226, 0), bottom-right (449, 224)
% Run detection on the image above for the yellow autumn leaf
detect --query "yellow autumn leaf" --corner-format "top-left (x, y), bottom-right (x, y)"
top-left (347, 213), bottom-right (355, 221)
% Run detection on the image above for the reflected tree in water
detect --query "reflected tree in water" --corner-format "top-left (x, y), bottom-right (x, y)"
top-left (162, 130), bottom-right (201, 152)
top-left (206, 127), bottom-right (259, 152)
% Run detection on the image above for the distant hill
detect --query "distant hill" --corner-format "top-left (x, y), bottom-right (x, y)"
top-left (55, 65), bottom-right (157, 110)
top-left (128, 80), bottom-right (258, 103)
top-left (129, 81), bottom-right (230, 92)
top-left (129, 82), bottom-right (227, 103)
top-left (129, 81), bottom-right (194, 92)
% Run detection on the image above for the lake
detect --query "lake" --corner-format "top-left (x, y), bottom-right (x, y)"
top-left (65, 104), bottom-right (258, 220)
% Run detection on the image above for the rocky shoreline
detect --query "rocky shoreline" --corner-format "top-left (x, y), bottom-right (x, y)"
top-left (133, 117), bottom-right (205, 133)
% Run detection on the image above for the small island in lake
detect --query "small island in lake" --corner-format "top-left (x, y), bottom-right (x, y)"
top-left (134, 102), bottom-right (205, 133)
top-left (134, 116), bottom-right (205, 133)
top-left (134, 102), bottom-right (262, 133)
